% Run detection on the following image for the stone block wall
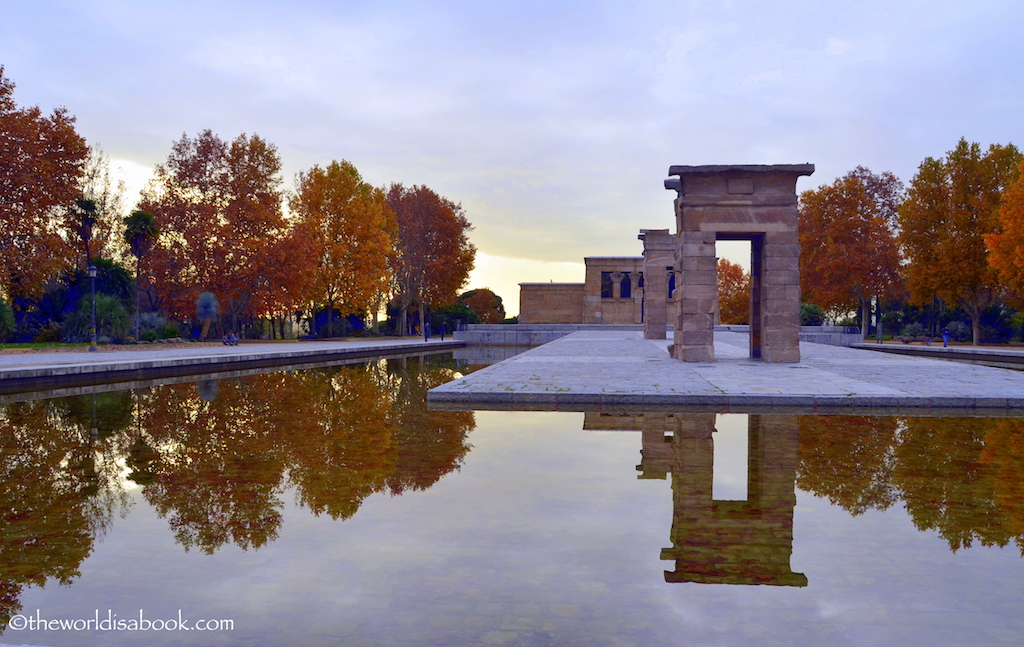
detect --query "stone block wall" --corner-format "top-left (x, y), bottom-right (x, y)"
top-left (518, 283), bottom-right (585, 324)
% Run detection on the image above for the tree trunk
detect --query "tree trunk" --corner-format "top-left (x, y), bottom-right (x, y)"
top-left (859, 296), bottom-right (870, 342)
top-left (398, 304), bottom-right (408, 337)
top-left (963, 294), bottom-right (988, 347)
top-left (968, 304), bottom-right (982, 347)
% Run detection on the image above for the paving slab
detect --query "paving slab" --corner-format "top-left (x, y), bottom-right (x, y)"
top-left (0, 338), bottom-right (463, 393)
top-left (429, 330), bottom-right (1024, 412)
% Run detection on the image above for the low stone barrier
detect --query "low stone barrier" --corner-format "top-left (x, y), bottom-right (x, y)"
top-left (455, 324), bottom-right (861, 347)
top-left (454, 324), bottom-right (659, 346)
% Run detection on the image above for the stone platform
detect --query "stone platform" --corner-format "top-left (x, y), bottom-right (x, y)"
top-left (428, 330), bottom-right (1024, 413)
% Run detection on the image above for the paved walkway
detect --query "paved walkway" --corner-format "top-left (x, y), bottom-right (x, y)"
top-left (428, 330), bottom-right (1024, 412)
top-left (0, 338), bottom-right (463, 393)
top-left (850, 341), bottom-right (1024, 369)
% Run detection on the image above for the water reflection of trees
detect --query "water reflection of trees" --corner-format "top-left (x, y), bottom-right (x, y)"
top-left (0, 393), bottom-right (134, 627)
top-left (0, 355), bottom-right (473, 626)
top-left (798, 416), bottom-right (1024, 554)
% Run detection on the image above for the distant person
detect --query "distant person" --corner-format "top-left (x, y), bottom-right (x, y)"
top-left (942, 327), bottom-right (950, 347)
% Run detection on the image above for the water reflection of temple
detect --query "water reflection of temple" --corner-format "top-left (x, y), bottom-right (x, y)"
top-left (585, 413), bottom-right (807, 587)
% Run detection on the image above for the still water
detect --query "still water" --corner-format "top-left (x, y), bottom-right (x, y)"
top-left (2, 354), bottom-right (1024, 646)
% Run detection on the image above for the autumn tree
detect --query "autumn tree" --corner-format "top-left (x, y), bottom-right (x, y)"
top-left (139, 130), bottom-right (291, 329)
top-left (290, 161), bottom-right (396, 338)
top-left (386, 184), bottom-right (475, 336)
top-left (458, 288), bottom-right (505, 324)
top-left (985, 160), bottom-right (1024, 303)
top-left (797, 415), bottom-right (899, 515)
top-left (899, 139), bottom-right (1022, 345)
top-left (0, 66), bottom-right (89, 300)
top-left (799, 167), bottom-right (904, 335)
top-left (716, 259), bottom-right (749, 324)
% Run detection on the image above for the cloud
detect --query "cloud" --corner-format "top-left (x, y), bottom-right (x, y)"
top-left (3, 0), bottom-right (1022, 276)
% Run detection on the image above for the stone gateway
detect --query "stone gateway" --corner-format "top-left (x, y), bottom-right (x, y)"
top-left (665, 164), bottom-right (813, 363)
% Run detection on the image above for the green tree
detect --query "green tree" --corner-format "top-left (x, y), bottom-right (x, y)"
top-left (196, 292), bottom-right (219, 340)
top-left (78, 145), bottom-right (129, 263)
top-left (899, 139), bottom-right (1022, 345)
top-left (70, 197), bottom-right (98, 268)
top-left (123, 210), bottom-right (160, 340)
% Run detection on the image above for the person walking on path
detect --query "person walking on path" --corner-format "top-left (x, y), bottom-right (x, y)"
top-left (942, 327), bottom-right (950, 347)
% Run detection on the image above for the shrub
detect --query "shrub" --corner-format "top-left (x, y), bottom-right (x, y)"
top-left (63, 293), bottom-right (131, 342)
top-left (137, 312), bottom-right (181, 339)
top-left (34, 323), bottom-right (62, 343)
top-left (0, 299), bottom-right (14, 342)
top-left (902, 322), bottom-right (926, 338)
top-left (947, 321), bottom-right (970, 341)
top-left (800, 303), bottom-right (825, 326)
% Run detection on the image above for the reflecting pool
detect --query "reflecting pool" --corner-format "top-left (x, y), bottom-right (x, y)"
top-left (2, 355), bottom-right (1024, 646)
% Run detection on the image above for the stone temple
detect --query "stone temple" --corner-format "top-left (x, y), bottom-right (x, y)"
top-left (518, 164), bottom-right (814, 363)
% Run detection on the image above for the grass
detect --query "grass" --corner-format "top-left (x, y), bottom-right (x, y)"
top-left (0, 341), bottom-right (91, 350)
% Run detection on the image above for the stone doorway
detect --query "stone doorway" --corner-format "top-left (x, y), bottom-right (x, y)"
top-left (664, 164), bottom-right (814, 363)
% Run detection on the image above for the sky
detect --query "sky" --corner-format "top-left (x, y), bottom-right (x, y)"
top-left (3, 0), bottom-right (1022, 315)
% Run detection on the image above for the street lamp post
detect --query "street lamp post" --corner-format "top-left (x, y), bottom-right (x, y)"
top-left (88, 264), bottom-right (98, 352)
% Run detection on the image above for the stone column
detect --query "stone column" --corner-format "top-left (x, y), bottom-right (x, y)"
top-left (674, 230), bottom-right (718, 362)
top-left (630, 272), bottom-right (644, 324)
top-left (610, 272), bottom-right (624, 300)
top-left (637, 413), bottom-right (672, 480)
top-left (639, 229), bottom-right (674, 340)
top-left (760, 231), bottom-right (802, 362)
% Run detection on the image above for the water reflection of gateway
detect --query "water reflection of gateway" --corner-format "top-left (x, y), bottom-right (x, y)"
top-left (585, 413), bottom-right (807, 587)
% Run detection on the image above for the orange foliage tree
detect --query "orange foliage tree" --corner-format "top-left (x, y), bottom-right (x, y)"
top-left (716, 259), bottom-right (749, 324)
top-left (899, 139), bottom-right (1022, 345)
top-left (985, 160), bottom-right (1024, 303)
top-left (0, 67), bottom-right (88, 300)
top-left (799, 167), bottom-right (903, 332)
top-left (290, 160), bottom-right (396, 337)
top-left (139, 130), bottom-right (294, 329)
top-left (386, 184), bottom-right (476, 336)
top-left (458, 288), bottom-right (505, 323)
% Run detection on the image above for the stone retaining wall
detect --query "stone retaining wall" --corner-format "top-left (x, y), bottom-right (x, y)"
top-left (455, 324), bottom-right (861, 347)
